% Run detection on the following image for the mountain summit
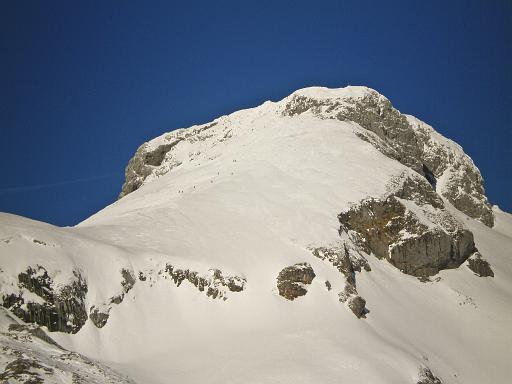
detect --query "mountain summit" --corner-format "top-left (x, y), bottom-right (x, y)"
top-left (1, 86), bottom-right (511, 384)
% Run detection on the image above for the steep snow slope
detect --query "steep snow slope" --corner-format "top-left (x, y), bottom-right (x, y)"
top-left (1, 86), bottom-right (511, 384)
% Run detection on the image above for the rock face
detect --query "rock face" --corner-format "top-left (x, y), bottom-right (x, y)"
top-left (417, 367), bottom-right (443, 384)
top-left (165, 264), bottom-right (246, 300)
top-left (282, 88), bottom-right (494, 226)
top-left (0, 308), bottom-right (136, 383)
top-left (89, 268), bottom-right (136, 328)
top-left (1, 266), bottom-right (88, 334)
top-left (339, 174), bottom-right (478, 277)
top-left (467, 253), bottom-right (494, 277)
top-left (347, 296), bottom-right (367, 319)
top-left (119, 122), bottom-right (218, 198)
top-left (276, 263), bottom-right (315, 300)
top-left (312, 245), bottom-right (369, 318)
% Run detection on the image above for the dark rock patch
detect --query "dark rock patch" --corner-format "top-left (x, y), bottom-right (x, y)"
top-left (417, 367), bottom-right (443, 384)
top-left (89, 306), bottom-right (110, 328)
top-left (1, 266), bottom-right (88, 334)
top-left (109, 268), bottom-right (136, 305)
top-left (276, 263), bottom-right (315, 300)
top-left (8, 323), bottom-right (63, 348)
top-left (467, 253), bottom-right (494, 277)
top-left (311, 245), bottom-right (369, 317)
top-left (0, 357), bottom-right (52, 383)
top-left (339, 193), bottom-right (477, 277)
top-left (347, 295), bottom-right (367, 318)
top-left (165, 264), bottom-right (246, 300)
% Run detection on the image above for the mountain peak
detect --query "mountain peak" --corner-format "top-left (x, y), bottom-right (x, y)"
top-left (286, 85), bottom-right (377, 101)
top-left (1, 85), bottom-right (510, 384)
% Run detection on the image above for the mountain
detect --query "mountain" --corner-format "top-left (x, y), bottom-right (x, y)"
top-left (1, 86), bottom-right (511, 384)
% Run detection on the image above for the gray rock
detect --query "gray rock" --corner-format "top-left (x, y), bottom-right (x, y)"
top-left (276, 263), bottom-right (315, 300)
top-left (339, 175), bottom-right (478, 277)
top-left (1, 266), bottom-right (88, 334)
top-left (282, 89), bottom-right (494, 226)
top-left (467, 253), bottom-right (494, 277)
top-left (417, 367), bottom-right (443, 384)
top-left (347, 296), bottom-right (366, 318)
top-left (164, 264), bottom-right (246, 300)
top-left (311, 245), bottom-right (369, 317)
top-left (89, 306), bottom-right (110, 328)
top-left (119, 122), bottom-right (218, 198)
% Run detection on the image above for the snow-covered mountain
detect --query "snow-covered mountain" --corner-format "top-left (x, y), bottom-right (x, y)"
top-left (1, 86), bottom-right (511, 384)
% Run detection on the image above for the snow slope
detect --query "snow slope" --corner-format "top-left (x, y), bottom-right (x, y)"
top-left (1, 86), bottom-right (511, 383)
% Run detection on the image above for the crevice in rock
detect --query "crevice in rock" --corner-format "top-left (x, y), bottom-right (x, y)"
top-left (422, 164), bottom-right (437, 190)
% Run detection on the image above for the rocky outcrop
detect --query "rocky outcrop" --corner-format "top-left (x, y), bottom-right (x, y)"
top-left (8, 323), bottom-right (63, 348)
top-left (164, 264), bottom-right (246, 300)
top-left (311, 245), bottom-right (369, 318)
top-left (89, 268), bottom-right (136, 328)
top-left (119, 122), bottom-right (218, 198)
top-left (467, 253), bottom-right (494, 277)
top-left (1, 266), bottom-right (88, 334)
top-left (282, 88), bottom-right (494, 226)
top-left (339, 174), bottom-right (478, 277)
top-left (0, 357), bottom-right (53, 383)
top-left (347, 296), bottom-right (366, 319)
top-left (417, 367), bottom-right (443, 384)
top-left (89, 306), bottom-right (110, 328)
top-left (276, 263), bottom-right (315, 300)
top-left (110, 268), bottom-right (136, 304)
top-left (0, 308), bottom-right (137, 383)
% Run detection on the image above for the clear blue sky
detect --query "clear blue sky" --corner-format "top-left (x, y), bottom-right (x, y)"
top-left (1, 0), bottom-right (511, 226)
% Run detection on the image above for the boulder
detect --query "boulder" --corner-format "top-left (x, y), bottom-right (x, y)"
top-left (276, 263), bottom-right (315, 300)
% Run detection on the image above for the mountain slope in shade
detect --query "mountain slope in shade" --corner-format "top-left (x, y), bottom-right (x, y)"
top-left (1, 86), bottom-right (511, 384)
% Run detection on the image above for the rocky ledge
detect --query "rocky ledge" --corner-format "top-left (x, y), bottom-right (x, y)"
top-left (338, 174), bottom-right (479, 277)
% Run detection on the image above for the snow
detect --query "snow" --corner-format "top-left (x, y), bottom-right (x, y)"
top-left (1, 87), bottom-right (511, 383)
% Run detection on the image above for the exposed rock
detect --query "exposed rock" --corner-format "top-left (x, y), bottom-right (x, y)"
top-left (467, 253), bottom-right (494, 277)
top-left (282, 89), bottom-right (494, 226)
top-left (325, 280), bottom-right (332, 291)
top-left (0, 308), bottom-right (137, 383)
top-left (0, 357), bottom-right (52, 383)
top-left (1, 266), bottom-right (88, 333)
top-left (417, 367), bottom-right (443, 384)
top-left (88, 268), bottom-right (136, 328)
top-left (119, 122), bottom-right (218, 198)
top-left (89, 306), bottom-right (110, 328)
top-left (276, 263), bottom-right (315, 300)
top-left (8, 323), bottom-right (63, 348)
top-left (347, 295), bottom-right (366, 318)
top-left (311, 244), bottom-right (369, 317)
top-left (109, 268), bottom-right (136, 305)
top-left (338, 175), bottom-right (478, 277)
top-left (164, 264), bottom-right (246, 300)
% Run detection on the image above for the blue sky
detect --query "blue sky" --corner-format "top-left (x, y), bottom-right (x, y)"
top-left (1, 0), bottom-right (511, 226)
